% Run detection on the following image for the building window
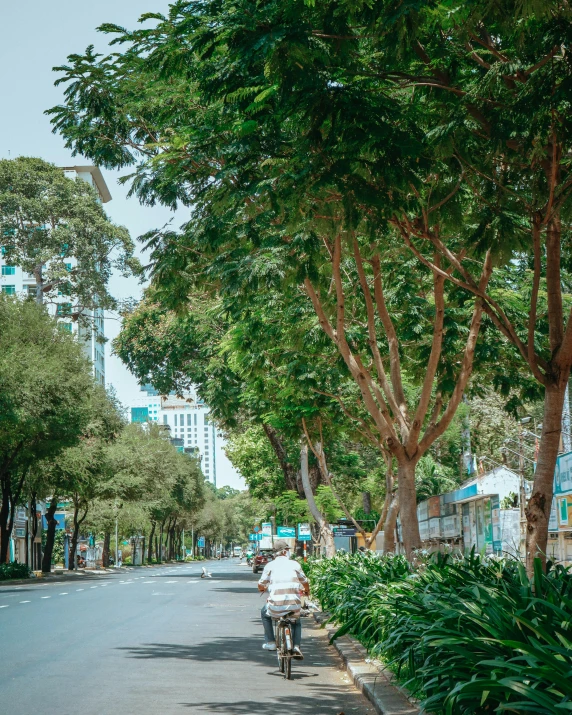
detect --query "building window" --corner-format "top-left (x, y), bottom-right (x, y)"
top-left (59, 322), bottom-right (72, 333)
top-left (1, 266), bottom-right (15, 275)
top-left (187, 414), bottom-right (192, 426)
top-left (163, 415), bottom-right (168, 425)
top-left (57, 303), bottom-right (72, 316)
top-left (58, 281), bottom-right (71, 297)
top-left (26, 285), bottom-right (36, 297)
top-left (65, 263), bottom-right (72, 272)
top-left (2, 285), bottom-right (15, 295)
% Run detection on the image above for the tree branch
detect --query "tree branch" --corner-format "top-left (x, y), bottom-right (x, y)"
top-left (406, 257), bottom-right (445, 452)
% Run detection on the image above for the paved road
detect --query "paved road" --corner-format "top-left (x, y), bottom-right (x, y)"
top-left (0, 560), bottom-right (374, 715)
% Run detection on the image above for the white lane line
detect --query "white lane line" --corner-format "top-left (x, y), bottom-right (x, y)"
top-left (165, 580), bottom-right (177, 584)
top-left (76, 589), bottom-right (84, 592)
top-left (41, 596), bottom-right (50, 599)
top-left (0, 605), bottom-right (8, 608)
top-left (90, 586), bottom-right (98, 589)
top-left (59, 593), bottom-right (68, 596)
top-left (20, 600), bottom-right (31, 603)
top-left (142, 580), bottom-right (156, 584)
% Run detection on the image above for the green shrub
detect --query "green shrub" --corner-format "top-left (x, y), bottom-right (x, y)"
top-left (307, 550), bottom-right (411, 649)
top-left (0, 561), bottom-right (31, 580)
top-left (308, 550), bottom-right (572, 714)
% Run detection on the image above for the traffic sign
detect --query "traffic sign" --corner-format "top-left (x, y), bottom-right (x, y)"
top-left (261, 522), bottom-right (272, 537)
top-left (333, 526), bottom-right (357, 536)
top-left (297, 523), bottom-right (311, 541)
top-left (253, 525), bottom-right (260, 533)
top-left (277, 526), bottom-right (296, 538)
top-left (197, 536), bottom-right (205, 548)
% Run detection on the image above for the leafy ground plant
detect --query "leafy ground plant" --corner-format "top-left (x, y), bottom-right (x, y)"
top-left (308, 551), bottom-right (572, 714)
top-left (0, 561), bottom-right (30, 580)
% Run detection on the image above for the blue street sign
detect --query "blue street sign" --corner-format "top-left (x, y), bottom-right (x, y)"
top-left (197, 536), bottom-right (205, 548)
top-left (297, 523), bottom-right (311, 541)
top-left (277, 526), bottom-right (296, 538)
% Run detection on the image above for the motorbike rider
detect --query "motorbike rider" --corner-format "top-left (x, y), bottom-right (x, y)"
top-left (257, 539), bottom-right (309, 659)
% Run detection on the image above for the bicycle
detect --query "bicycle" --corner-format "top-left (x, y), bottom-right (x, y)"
top-left (274, 612), bottom-right (298, 679)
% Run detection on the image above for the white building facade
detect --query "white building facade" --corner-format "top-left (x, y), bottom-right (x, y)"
top-left (0, 165), bottom-right (110, 385)
top-left (130, 386), bottom-right (218, 485)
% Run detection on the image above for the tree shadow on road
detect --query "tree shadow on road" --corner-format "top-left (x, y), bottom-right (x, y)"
top-left (180, 685), bottom-right (369, 715)
top-left (117, 636), bottom-right (280, 666)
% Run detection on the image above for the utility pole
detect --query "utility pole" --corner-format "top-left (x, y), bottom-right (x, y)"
top-left (115, 512), bottom-right (119, 568)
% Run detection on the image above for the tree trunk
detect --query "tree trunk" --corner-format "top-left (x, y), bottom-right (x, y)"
top-left (155, 534), bottom-right (159, 562)
top-left (148, 522), bottom-right (156, 563)
top-left (69, 499), bottom-right (88, 571)
top-left (362, 492), bottom-right (372, 514)
top-left (0, 479), bottom-right (10, 564)
top-left (34, 264), bottom-right (44, 305)
top-left (262, 424), bottom-right (301, 494)
top-left (383, 494), bottom-right (399, 553)
top-left (396, 460), bottom-right (421, 557)
top-left (365, 458), bottom-right (394, 549)
top-left (41, 496), bottom-right (59, 573)
top-left (69, 519), bottom-right (79, 571)
top-left (525, 381), bottom-right (567, 573)
top-left (102, 531), bottom-right (111, 568)
top-left (300, 444), bottom-right (335, 557)
top-left (0, 466), bottom-right (27, 564)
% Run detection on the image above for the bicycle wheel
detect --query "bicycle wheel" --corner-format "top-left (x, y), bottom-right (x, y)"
top-left (285, 654), bottom-right (292, 680)
top-left (276, 625), bottom-right (285, 673)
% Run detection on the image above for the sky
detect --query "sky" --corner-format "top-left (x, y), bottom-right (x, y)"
top-left (0, 0), bottom-right (244, 488)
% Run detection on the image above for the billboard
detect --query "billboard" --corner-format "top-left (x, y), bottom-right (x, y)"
top-left (555, 451), bottom-right (572, 495)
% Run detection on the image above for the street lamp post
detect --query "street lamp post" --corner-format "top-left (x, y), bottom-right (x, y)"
top-left (115, 513), bottom-right (119, 568)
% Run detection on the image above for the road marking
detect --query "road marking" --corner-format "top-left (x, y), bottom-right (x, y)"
top-left (142, 580), bottom-right (156, 584)
top-left (41, 596), bottom-right (50, 599)
top-left (0, 605), bottom-right (8, 608)
top-left (59, 593), bottom-right (68, 596)
top-left (90, 586), bottom-right (98, 589)
top-left (76, 589), bottom-right (84, 591)
top-left (20, 600), bottom-right (31, 603)
top-left (165, 580), bottom-right (177, 584)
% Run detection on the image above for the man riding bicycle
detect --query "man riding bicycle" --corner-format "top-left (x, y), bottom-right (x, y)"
top-left (257, 539), bottom-right (309, 659)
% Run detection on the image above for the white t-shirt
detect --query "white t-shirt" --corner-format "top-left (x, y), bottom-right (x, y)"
top-left (258, 555), bottom-right (308, 617)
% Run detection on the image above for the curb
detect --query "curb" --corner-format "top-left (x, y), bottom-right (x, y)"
top-left (314, 613), bottom-right (419, 715)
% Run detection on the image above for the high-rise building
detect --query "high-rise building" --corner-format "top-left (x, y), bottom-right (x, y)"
top-left (0, 166), bottom-right (110, 385)
top-left (130, 386), bottom-right (218, 485)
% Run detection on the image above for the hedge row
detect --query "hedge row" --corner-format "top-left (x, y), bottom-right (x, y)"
top-left (0, 561), bottom-right (30, 581)
top-left (307, 550), bottom-right (572, 714)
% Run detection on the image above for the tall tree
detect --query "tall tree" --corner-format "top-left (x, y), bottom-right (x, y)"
top-left (0, 296), bottom-right (94, 563)
top-left (0, 157), bottom-right (138, 312)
